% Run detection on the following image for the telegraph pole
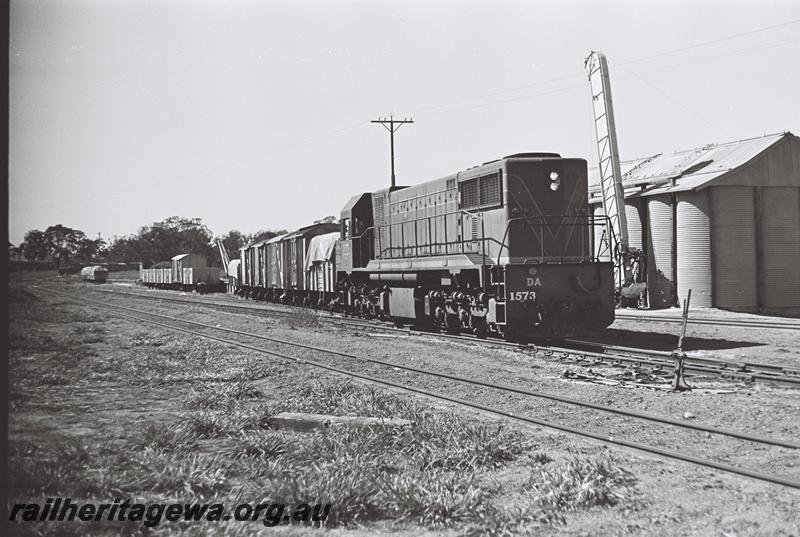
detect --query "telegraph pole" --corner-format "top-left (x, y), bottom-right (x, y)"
top-left (371, 115), bottom-right (413, 188)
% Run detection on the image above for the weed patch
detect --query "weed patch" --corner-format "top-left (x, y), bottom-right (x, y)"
top-left (286, 308), bottom-right (324, 331)
top-left (525, 457), bottom-right (638, 522)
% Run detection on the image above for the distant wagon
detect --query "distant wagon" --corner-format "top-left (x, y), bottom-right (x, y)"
top-left (80, 265), bottom-right (109, 283)
top-left (139, 261), bottom-right (171, 289)
top-left (139, 255), bottom-right (224, 293)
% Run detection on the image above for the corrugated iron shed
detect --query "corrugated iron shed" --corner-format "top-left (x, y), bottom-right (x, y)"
top-left (589, 132), bottom-right (796, 201)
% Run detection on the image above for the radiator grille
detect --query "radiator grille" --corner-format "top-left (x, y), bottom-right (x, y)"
top-left (459, 171), bottom-right (502, 210)
top-left (460, 178), bottom-right (479, 208)
top-left (373, 194), bottom-right (386, 226)
top-left (479, 173), bottom-right (501, 206)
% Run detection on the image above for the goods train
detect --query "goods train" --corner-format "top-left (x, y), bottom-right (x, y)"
top-left (236, 153), bottom-right (616, 340)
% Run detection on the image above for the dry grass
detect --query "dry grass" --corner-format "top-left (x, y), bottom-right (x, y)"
top-left (8, 286), bottom-right (640, 536)
top-left (524, 458), bottom-right (639, 524)
top-left (286, 307), bottom-right (324, 331)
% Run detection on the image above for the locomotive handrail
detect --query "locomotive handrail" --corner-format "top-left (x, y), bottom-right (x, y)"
top-left (366, 209), bottom-right (503, 262)
top-left (347, 210), bottom-right (610, 269)
top-left (494, 214), bottom-right (612, 266)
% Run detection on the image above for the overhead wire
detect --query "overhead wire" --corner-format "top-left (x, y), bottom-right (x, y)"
top-left (15, 18), bottom-right (800, 213)
top-left (399, 17), bottom-right (800, 117)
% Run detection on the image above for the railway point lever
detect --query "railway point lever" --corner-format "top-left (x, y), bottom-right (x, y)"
top-left (672, 289), bottom-right (692, 392)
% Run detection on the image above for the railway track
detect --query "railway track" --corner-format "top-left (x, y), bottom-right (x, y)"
top-left (43, 287), bottom-right (800, 491)
top-left (615, 312), bottom-right (800, 331)
top-left (67, 284), bottom-right (800, 387)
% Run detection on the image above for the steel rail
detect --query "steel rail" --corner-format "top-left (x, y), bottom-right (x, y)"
top-left (49, 290), bottom-right (800, 491)
top-left (97, 284), bottom-right (800, 331)
top-left (563, 339), bottom-right (800, 379)
top-left (615, 313), bottom-right (800, 331)
top-left (52, 289), bottom-right (800, 451)
top-left (62, 285), bottom-right (800, 385)
top-left (330, 319), bottom-right (800, 386)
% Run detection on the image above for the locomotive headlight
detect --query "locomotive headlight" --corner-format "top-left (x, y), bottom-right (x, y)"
top-left (549, 171), bottom-right (561, 191)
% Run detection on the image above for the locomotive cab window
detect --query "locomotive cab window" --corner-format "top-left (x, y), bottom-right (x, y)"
top-left (342, 218), bottom-right (351, 239)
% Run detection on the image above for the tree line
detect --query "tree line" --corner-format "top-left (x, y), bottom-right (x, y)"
top-left (14, 216), bottom-right (339, 268)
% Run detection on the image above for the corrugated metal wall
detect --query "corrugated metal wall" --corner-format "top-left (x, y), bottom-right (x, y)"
top-left (646, 194), bottom-right (674, 308)
top-left (759, 187), bottom-right (800, 310)
top-left (711, 187), bottom-right (757, 310)
top-left (676, 190), bottom-right (712, 307)
top-left (625, 200), bottom-right (644, 251)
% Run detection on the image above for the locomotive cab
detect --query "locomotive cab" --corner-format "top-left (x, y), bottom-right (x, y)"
top-left (337, 192), bottom-right (374, 271)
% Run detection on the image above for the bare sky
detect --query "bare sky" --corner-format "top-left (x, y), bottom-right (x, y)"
top-left (9, 0), bottom-right (800, 245)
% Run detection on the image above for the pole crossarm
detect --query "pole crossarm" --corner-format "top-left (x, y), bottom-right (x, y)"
top-left (372, 115), bottom-right (414, 188)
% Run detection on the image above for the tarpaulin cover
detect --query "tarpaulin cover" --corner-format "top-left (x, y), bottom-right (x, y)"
top-left (227, 259), bottom-right (240, 279)
top-left (304, 232), bottom-right (339, 270)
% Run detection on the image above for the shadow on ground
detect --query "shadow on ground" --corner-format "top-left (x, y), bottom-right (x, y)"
top-left (577, 328), bottom-right (764, 352)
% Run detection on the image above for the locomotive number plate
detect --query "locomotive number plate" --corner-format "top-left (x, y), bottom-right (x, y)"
top-left (508, 291), bottom-right (536, 302)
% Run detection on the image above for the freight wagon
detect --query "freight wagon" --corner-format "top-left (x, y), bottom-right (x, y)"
top-left (140, 255), bottom-right (224, 293)
top-left (81, 265), bottom-right (109, 283)
top-left (237, 223), bottom-right (339, 304)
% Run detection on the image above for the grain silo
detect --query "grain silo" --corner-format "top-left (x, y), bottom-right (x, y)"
top-left (589, 132), bottom-right (800, 314)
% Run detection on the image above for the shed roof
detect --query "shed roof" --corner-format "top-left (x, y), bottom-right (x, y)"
top-left (589, 132), bottom-right (795, 201)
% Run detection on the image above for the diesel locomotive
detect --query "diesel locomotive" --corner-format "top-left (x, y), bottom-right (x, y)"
top-left (237, 152), bottom-right (615, 340)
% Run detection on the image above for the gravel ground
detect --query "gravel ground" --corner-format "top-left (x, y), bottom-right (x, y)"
top-left (99, 281), bottom-right (800, 369)
top-left (71, 280), bottom-right (800, 535)
top-left (14, 275), bottom-right (800, 536)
